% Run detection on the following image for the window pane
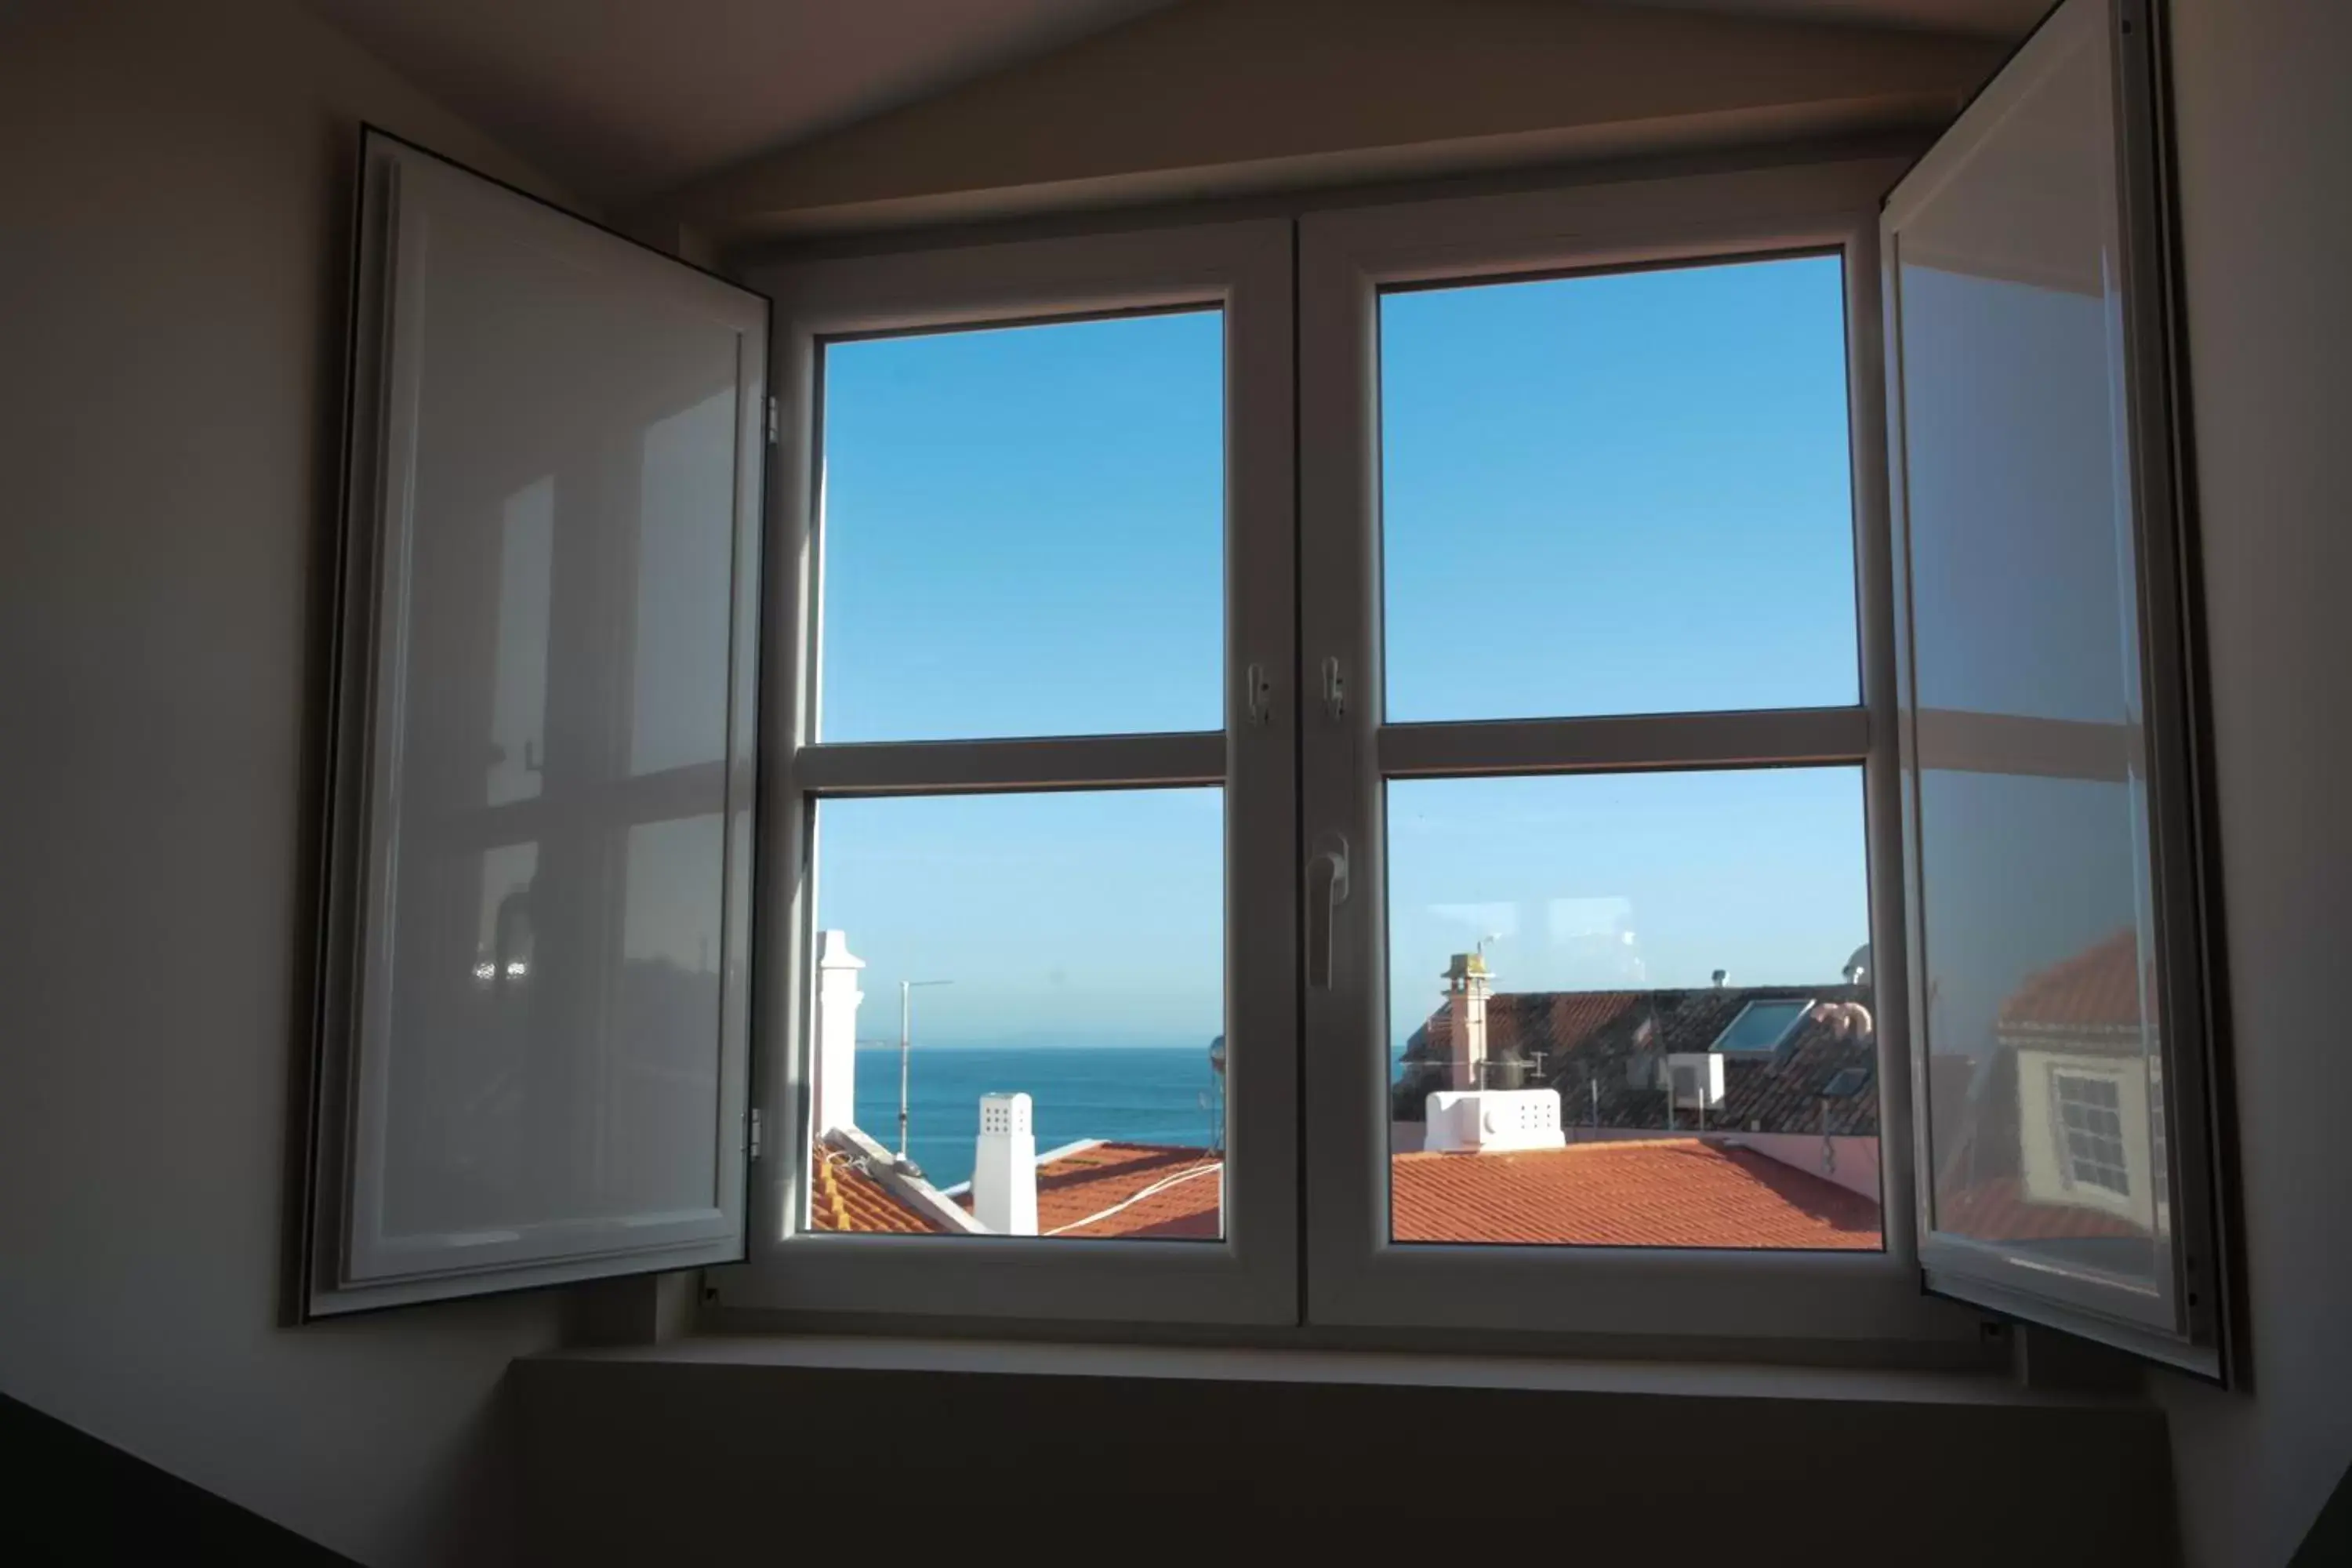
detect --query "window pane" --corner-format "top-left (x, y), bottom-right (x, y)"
top-left (818, 311), bottom-right (1223, 742)
top-left (807, 789), bottom-right (1225, 1240)
top-left (1895, 9), bottom-right (2172, 1311)
top-left (1380, 256), bottom-right (1858, 722)
top-left (1385, 768), bottom-right (1881, 1250)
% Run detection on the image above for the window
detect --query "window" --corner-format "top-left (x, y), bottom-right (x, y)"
top-left (738, 221), bottom-right (1298, 1325)
top-left (1886, 0), bottom-right (2226, 1374)
top-left (1713, 1000), bottom-right (1820, 1055)
top-left (2053, 1073), bottom-right (2132, 1197)
top-left (312, 4), bottom-right (2227, 1374)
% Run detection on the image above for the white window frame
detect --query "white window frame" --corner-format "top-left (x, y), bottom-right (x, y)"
top-left (1297, 158), bottom-right (1976, 1345)
top-left (711, 220), bottom-right (1301, 1327)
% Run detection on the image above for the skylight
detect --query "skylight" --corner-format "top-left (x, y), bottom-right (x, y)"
top-left (1820, 1066), bottom-right (1871, 1098)
top-left (1711, 998), bottom-right (1813, 1054)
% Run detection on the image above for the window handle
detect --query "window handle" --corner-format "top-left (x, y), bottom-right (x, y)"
top-left (1305, 833), bottom-right (1351, 991)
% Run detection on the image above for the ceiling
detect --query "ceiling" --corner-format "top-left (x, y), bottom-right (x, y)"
top-left (304, 0), bottom-right (1178, 205)
top-left (307, 0), bottom-right (2044, 208)
top-left (1611, 0), bottom-right (2046, 34)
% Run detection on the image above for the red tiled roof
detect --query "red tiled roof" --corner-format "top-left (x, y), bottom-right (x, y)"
top-left (1392, 1138), bottom-right (1882, 1250)
top-left (812, 1131), bottom-right (1884, 1250)
top-left (1936, 1177), bottom-right (2148, 1243)
top-left (970, 1142), bottom-right (1225, 1240)
top-left (1998, 930), bottom-right (2148, 1036)
top-left (808, 1142), bottom-right (953, 1235)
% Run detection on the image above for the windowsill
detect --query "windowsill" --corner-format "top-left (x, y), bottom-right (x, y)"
top-left (528, 1328), bottom-right (2140, 1410)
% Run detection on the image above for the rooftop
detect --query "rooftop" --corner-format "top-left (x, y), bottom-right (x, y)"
top-left (816, 1134), bottom-right (1882, 1248)
top-left (1396, 982), bottom-right (1880, 1137)
top-left (1392, 1138), bottom-right (1881, 1249)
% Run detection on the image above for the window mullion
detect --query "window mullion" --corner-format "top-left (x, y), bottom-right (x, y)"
top-left (793, 730), bottom-right (1227, 797)
top-left (1375, 706), bottom-right (1869, 779)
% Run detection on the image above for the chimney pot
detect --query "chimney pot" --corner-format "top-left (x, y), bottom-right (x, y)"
top-left (973, 1092), bottom-right (1038, 1236)
top-left (812, 931), bottom-right (866, 1136)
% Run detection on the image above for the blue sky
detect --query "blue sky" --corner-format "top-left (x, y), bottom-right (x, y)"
top-left (813, 259), bottom-right (1878, 1051)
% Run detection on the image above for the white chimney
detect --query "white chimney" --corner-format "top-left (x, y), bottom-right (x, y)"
top-left (1443, 952), bottom-right (1492, 1091)
top-left (813, 931), bottom-right (866, 1136)
top-left (972, 1092), bottom-right (1038, 1236)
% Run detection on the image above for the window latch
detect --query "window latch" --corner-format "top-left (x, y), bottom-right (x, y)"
top-left (1244, 662), bottom-right (1272, 725)
top-left (748, 1107), bottom-right (762, 1161)
top-left (1321, 655), bottom-right (1345, 720)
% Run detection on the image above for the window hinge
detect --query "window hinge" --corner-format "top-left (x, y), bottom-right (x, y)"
top-left (748, 1107), bottom-right (763, 1161)
top-left (765, 395), bottom-right (779, 445)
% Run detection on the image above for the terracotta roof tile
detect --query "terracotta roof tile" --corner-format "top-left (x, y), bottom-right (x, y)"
top-left (812, 1130), bottom-right (1886, 1250)
top-left (956, 1142), bottom-right (1225, 1240)
top-left (1998, 930), bottom-right (2150, 1037)
top-left (1936, 1177), bottom-right (2149, 1243)
top-left (1392, 1138), bottom-right (1882, 1249)
top-left (808, 1142), bottom-right (953, 1235)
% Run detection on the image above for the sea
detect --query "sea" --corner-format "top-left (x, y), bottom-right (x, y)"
top-left (851, 1042), bottom-right (1417, 1187)
top-left (850, 1044), bottom-right (1225, 1189)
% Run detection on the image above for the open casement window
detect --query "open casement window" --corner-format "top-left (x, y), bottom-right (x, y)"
top-left (1885, 0), bottom-right (2231, 1377)
top-left (1297, 158), bottom-right (1973, 1346)
top-left (302, 132), bottom-right (767, 1316)
top-left (713, 222), bottom-right (1298, 1326)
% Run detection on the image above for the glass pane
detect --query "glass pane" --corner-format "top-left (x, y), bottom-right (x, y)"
top-left (818, 311), bottom-right (1223, 742)
top-left (1894, 9), bottom-right (2170, 1312)
top-left (1385, 769), bottom-right (1881, 1250)
top-left (807, 789), bottom-right (1225, 1240)
top-left (1380, 256), bottom-right (1858, 723)
top-left (379, 814), bottom-right (726, 1242)
top-left (357, 173), bottom-right (748, 1273)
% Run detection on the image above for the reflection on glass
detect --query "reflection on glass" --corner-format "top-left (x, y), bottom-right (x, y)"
top-left (1384, 770), bottom-right (1882, 1250)
top-left (368, 192), bottom-right (747, 1261)
top-left (807, 789), bottom-right (1225, 1240)
top-left (487, 477), bottom-right (552, 806)
top-left (612, 814), bottom-right (726, 1214)
top-left (818, 311), bottom-right (1223, 742)
top-left (1381, 256), bottom-right (1857, 723)
top-left (631, 390), bottom-right (737, 776)
top-left (1894, 8), bottom-right (2169, 1306)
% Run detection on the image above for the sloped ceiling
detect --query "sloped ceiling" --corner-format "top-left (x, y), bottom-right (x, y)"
top-left (300, 0), bottom-right (1178, 204)
top-left (661, 0), bottom-right (2008, 241)
top-left (1612, 0), bottom-right (2047, 34)
top-left (306, 1), bottom-right (2043, 210)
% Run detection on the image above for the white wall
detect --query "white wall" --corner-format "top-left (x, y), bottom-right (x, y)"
top-left (0, 2), bottom-right (590, 1561)
top-left (2158, 0), bottom-right (2352, 1562)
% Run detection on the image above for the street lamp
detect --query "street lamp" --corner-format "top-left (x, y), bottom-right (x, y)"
top-left (896, 978), bottom-right (953, 1164)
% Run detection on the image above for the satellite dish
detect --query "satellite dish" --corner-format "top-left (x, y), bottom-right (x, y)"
top-left (1843, 945), bottom-right (1872, 985)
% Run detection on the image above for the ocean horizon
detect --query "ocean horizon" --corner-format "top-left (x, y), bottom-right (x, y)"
top-left (848, 1042), bottom-right (1417, 1186)
top-left (849, 1044), bottom-right (1225, 1189)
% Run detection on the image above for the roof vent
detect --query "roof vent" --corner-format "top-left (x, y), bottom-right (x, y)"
top-left (1666, 1052), bottom-right (1726, 1111)
top-left (1422, 1088), bottom-right (1566, 1154)
top-left (972, 1092), bottom-right (1037, 1236)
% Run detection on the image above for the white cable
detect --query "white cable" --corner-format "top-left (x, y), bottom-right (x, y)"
top-left (1045, 1158), bottom-right (1223, 1237)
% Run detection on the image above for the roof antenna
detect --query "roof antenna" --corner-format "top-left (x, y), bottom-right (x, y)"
top-left (895, 978), bottom-right (953, 1168)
